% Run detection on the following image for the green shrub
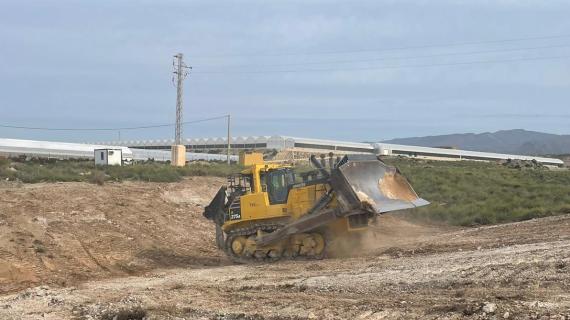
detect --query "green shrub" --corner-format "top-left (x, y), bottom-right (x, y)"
top-left (178, 162), bottom-right (241, 177)
top-left (105, 164), bottom-right (182, 182)
top-left (2, 156), bottom-right (569, 227)
top-left (0, 159), bottom-right (241, 183)
top-left (383, 157), bottom-right (570, 226)
top-left (0, 158), bottom-right (10, 168)
top-left (89, 170), bottom-right (106, 185)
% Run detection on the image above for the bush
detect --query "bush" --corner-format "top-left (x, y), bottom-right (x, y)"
top-left (2, 156), bottom-right (569, 227)
top-left (105, 164), bottom-right (182, 182)
top-left (0, 159), bottom-right (242, 183)
top-left (89, 170), bottom-right (106, 185)
top-left (0, 158), bottom-right (10, 168)
top-left (383, 157), bottom-right (570, 226)
top-left (178, 162), bottom-right (241, 177)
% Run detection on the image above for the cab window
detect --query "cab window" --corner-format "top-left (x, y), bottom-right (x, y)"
top-left (266, 169), bottom-right (291, 204)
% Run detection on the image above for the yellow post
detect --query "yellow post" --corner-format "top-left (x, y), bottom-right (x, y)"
top-left (171, 145), bottom-right (186, 166)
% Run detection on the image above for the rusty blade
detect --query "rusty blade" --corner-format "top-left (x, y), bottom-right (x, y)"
top-left (334, 155), bottom-right (429, 214)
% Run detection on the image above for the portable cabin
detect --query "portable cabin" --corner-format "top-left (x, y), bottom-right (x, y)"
top-left (94, 148), bottom-right (123, 166)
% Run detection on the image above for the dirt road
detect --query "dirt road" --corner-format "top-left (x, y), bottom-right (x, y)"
top-left (0, 179), bottom-right (568, 319)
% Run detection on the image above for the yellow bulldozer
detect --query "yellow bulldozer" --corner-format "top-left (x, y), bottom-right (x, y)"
top-left (204, 152), bottom-right (428, 262)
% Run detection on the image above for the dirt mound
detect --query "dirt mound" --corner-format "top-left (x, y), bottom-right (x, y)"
top-left (0, 177), bottom-right (227, 294)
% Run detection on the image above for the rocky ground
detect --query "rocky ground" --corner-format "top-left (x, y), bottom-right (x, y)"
top-left (0, 178), bottom-right (568, 319)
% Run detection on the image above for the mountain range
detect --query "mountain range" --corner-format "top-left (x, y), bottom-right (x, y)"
top-left (382, 129), bottom-right (570, 156)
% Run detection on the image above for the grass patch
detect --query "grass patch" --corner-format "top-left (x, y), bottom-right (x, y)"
top-left (2, 156), bottom-right (569, 226)
top-left (382, 157), bottom-right (570, 226)
top-left (0, 159), bottom-right (241, 183)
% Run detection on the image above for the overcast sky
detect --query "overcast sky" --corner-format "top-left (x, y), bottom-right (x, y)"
top-left (1, 0), bottom-right (569, 143)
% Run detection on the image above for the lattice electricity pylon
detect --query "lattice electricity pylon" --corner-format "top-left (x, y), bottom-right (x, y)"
top-left (172, 53), bottom-right (191, 145)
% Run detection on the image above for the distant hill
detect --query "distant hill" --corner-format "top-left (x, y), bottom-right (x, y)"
top-left (382, 129), bottom-right (570, 155)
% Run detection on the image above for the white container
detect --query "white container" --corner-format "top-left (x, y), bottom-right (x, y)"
top-left (94, 148), bottom-right (123, 166)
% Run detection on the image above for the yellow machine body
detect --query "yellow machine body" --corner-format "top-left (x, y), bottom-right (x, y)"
top-left (222, 163), bottom-right (364, 235)
top-left (204, 152), bottom-right (428, 262)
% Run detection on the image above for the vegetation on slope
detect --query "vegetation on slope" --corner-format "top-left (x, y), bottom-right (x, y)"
top-left (383, 157), bottom-right (570, 226)
top-left (0, 158), bottom-right (240, 183)
top-left (1, 156), bottom-right (569, 226)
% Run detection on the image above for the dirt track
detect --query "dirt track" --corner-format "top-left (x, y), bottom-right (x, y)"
top-left (0, 179), bottom-right (569, 319)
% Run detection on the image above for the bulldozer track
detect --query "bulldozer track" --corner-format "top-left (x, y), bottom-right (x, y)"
top-left (224, 223), bottom-right (326, 263)
top-left (76, 238), bottom-right (111, 273)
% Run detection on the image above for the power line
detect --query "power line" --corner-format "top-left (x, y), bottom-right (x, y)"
top-left (196, 43), bottom-right (570, 70)
top-left (0, 115), bottom-right (229, 132)
top-left (191, 34), bottom-right (570, 59)
top-left (192, 54), bottom-right (570, 75)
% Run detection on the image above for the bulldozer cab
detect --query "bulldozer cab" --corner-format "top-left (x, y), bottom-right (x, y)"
top-left (216, 163), bottom-right (298, 223)
top-left (233, 152), bottom-right (297, 205)
top-left (260, 168), bottom-right (295, 205)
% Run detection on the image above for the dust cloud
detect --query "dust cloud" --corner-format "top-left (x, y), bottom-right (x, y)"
top-left (327, 214), bottom-right (446, 257)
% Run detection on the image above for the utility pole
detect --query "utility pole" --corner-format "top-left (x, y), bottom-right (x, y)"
top-left (171, 53), bottom-right (190, 166)
top-left (174, 53), bottom-right (185, 145)
top-left (227, 114), bottom-right (231, 165)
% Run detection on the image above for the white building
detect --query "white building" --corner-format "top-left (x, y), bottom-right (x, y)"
top-left (94, 135), bottom-right (565, 167)
top-left (94, 148), bottom-right (123, 166)
top-left (0, 138), bottom-right (133, 160)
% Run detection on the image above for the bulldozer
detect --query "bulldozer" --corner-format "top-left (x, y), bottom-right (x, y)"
top-left (204, 152), bottom-right (428, 262)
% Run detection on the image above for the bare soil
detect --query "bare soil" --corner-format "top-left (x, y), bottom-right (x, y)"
top-left (0, 178), bottom-right (568, 319)
top-left (0, 177), bottom-right (227, 294)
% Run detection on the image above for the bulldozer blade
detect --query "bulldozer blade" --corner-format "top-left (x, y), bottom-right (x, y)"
top-left (331, 155), bottom-right (429, 214)
top-left (204, 186), bottom-right (227, 225)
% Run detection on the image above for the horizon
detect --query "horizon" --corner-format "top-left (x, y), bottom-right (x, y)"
top-left (0, 127), bottom-right (567, 145)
